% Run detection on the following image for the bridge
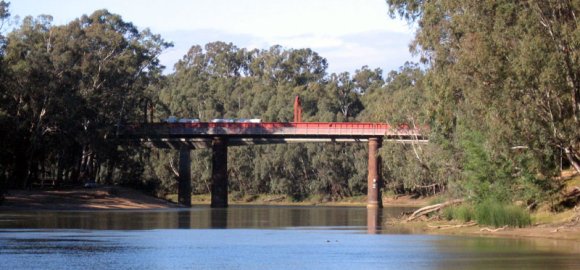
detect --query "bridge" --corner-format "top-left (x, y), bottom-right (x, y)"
top-left (123, 97), bottom-right (427, 208)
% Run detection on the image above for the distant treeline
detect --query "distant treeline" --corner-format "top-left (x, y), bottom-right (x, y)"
top-left (0, 1), bottom-right (578, 205)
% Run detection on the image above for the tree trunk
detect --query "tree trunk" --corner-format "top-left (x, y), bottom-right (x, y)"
top-left (56, 153), bottom-right (64, 182)
top-left (13, 150), bottom-right (28, 188)
top-left (564, 147), bottom-right (580, 174)
top-left (406, 199), bottom-right (465, 221)
top-left (71, 147), bottom-right (83, 183)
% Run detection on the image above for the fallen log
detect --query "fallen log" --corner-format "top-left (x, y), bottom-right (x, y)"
top-left (264, 196), bottom-right (286, 202)
top-left (406, 199), bottom-right (465, 222)
top-left (480, 225), bottom-right (508, 232)
top-left (556, 186), bottom-right (580, 209)
top-left (564, 187), bottom-right (580, 198)
top-left (427, 221), bottom-right (477, 230)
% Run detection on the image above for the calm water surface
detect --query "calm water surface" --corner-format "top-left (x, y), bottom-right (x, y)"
top-left (1, 206), bottom-right (579, 269)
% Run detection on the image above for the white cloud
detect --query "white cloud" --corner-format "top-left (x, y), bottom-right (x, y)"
top-left (267, 35), bottom-right (344, 49)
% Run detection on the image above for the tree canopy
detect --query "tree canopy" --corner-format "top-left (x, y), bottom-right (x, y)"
top-left (386, 0), bottom-right (580, 203)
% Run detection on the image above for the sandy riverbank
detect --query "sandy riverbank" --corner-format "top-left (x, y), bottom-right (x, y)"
top-left (390, 217), bottom-right (580, 242)
top-left (0, 187), bottom-right (178, 210)
top-left (1, 187), bottom-right (428, 210)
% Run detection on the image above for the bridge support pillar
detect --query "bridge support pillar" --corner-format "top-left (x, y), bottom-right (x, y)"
top-left (178, 147), bottom-right (192, 207)
top-left (211, 137), bottom-right (228, 208)
top-left (367, 137), bottom-right (383, 209)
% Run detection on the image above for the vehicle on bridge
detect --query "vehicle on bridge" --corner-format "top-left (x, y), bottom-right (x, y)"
top-left (210, 118), bottom-right (261, 123)
top-left (162, 116), bottom-right (200, 123)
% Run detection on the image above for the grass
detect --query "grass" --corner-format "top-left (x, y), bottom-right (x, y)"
top-left (428, 196), bottom-right (446, 205)
top-left (566, 172), bottom-right (580, 188)
top-left (533, 208), bottom-right (577, 225)
top-left (164, 193), bottom-right (368, 206)
top-left (445, 200), bottom-right (531, 228)
top-left (443, 204), bottom-right (474, 222)
top-left (475, 200), bottom-right (532, 228)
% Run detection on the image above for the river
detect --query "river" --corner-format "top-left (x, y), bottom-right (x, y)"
top-left (1, 206), bottom-right (579, 269)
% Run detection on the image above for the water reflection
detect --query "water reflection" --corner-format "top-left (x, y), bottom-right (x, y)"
top-left (366, 208), bottom-right (382, 234)
top-left (1, 206), bottom-right (580, 270)
top-left (177, 210), bottom-right (190, 229)
top-left (430, 236), bottom-right (580, 270)
top-left (0, 206), bottom-right (414, 231)
top-left (210, 208), bottom-right (228, 229)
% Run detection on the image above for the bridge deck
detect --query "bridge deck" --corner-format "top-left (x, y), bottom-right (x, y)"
top-left (124, 122), bottom-right (427, 148)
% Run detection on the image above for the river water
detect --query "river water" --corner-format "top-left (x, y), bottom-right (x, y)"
top-left (1, 206), bottom-right (579, 269)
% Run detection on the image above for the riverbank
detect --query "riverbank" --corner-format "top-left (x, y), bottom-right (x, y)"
top-left (390, 212), bottom-right (580, 242)
top-left (166, 193), bottom-right (432, 207)
top-left (2, 186), bottom-right (580, 242)
top-left (0, 187), bottom-right (178, 210)
top-left (0, 187), bottom-right (429, 210)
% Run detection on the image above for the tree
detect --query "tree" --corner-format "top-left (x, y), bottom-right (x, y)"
top-left (385, 0), bottom-right (580, 203)
top-left (1, 9), bottom-right (170, 189)
top-left (0, 0), bottom-right (10, 200)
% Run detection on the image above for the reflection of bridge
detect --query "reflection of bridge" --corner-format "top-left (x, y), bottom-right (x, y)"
top-left (124, 121), bottom-right (427, 208)
top-left (124, 97), bottom-right (427, 208)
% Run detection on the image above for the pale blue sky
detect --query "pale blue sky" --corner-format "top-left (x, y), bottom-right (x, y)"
top-left (8, 0), bottom-right (416, 75)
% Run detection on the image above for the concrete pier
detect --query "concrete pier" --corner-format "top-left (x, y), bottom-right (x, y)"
top-left (367, 137), bottom-right (383, 209)
top-left (178, 147), bottom-right (192, 207)
top-left (211, 137), bottom-right (229, 208)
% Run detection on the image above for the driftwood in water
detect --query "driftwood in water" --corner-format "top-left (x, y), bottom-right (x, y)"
top-left (406, 199), bottom-right (465, 222)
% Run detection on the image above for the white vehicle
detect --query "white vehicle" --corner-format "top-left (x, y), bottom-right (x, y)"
top-left (211, 119), bottom-right (235, 123)
top-left (210, 118), bottom-right (261, 123)
top-left (234, 118), bottom-right (262, 123)
top-left (178, 118), bottom-right (200, 123)
top-left (163, 116), bottom-right (178, 123)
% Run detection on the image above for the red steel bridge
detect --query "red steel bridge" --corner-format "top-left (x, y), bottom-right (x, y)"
top-left (123, 97), bottom-right (428, 208)
top-left (130, 122), bottom-right (426, 148)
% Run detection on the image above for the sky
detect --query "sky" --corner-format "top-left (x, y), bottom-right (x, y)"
top-left (8, 0), bottom-right (416, 75)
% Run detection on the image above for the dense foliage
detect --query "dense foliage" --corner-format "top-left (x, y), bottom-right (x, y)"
top-left (386, 0), bottom-right (580, 204)
top-left (0, 1), bottom-right (578, 206)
